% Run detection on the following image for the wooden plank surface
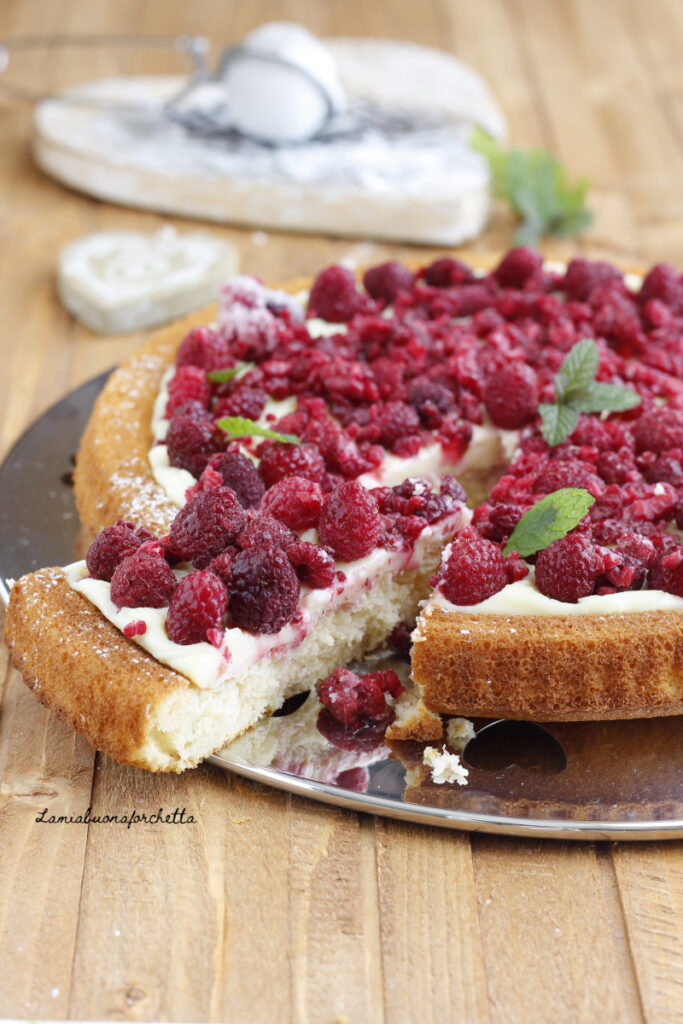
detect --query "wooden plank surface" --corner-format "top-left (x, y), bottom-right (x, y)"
top-left (0, 1), bottom-right (682, 1022)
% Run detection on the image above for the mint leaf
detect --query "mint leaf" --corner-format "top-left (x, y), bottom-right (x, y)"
top-left (216, 416), bottom-right (300, 446)
top-left (471, 128), bottom-right (592, 245)
top-left (503, 488), bottom-right (595, 558)
top-left (556, 338), bottom-right (599, 393)
top-left (569, 382), bottom-right (642, 414)
top-left (539, 403), bottom-right (580, 447)
top-left (541, 338), bottom-right (641, 445)
top-left (207, 363), bottom-right (253, 383)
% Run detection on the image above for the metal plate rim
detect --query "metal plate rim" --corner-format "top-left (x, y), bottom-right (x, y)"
top-left (209, 752), bottom-right (683, 841)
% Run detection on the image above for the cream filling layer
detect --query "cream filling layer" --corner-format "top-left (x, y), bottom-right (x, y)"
top-left (65, 508), bottom-right (467, 689)
top-left (425, 565), bottom-right (683, 617)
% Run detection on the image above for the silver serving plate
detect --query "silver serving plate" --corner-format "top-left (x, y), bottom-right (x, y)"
top-left (1, 375), bottom-right (682, 841)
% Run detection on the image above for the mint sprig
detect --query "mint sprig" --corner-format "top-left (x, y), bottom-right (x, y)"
top-left (540, 338), bottom-right (641, 446)
top-left (471, 127), bottom-right (592, 245)
top-left (207, 362), bottom-right (253, 383)
top-left (216, 416), bottom-right (300, 446)
top-left (503, 488), bottom-right (595, 558)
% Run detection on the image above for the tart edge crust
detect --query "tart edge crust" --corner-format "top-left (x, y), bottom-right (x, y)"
top-left (412, 605), bottom-right (683, 721)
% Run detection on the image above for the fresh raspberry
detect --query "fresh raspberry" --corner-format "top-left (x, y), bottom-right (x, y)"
top-left (207, 451), bottom-right (265, 508)
top-left (505, 552), bottom-right (530, 582)
top-left (175, 325), bottom-right (230, 370)
top-left (562, 258), bottom-right (623, 301)
top-left (493, 248), bottom-right (543, 289)
top-left (648, 545), bottom-right (683, 597)
top-left (86, 521), bottom-right (146, 581)
top-left (422, 258), bottom-right (474, 287)
top-left (408, 380), bottom-right (455, 428)
top-left (534, 533), bottom-right (599, 602)
top-left (639, 263), bottom-right (683, 311)
top-left (208, 547), bottom-right (238, 588)
top-left (388, 621), bottom-right (413, 657)
top-left (110, 542), bottom-right (177, 609)
top-left (632, 408), bottom-right (683, 454)
top-left (307, 265), bottom-right (367, 322)
top-left (318, 666), bottom-right (403, 729)
top-left (596, 449), bottom-right (640, 485)
top-left (260, 476), bottom-right (324, 530)
top-left (169, 487), bottom-right (247, 568)
top-left (166, 570), bottom-right (228, 644)
top-left (318, 481), bottom-right (383, 561)
top-left (643, 449), bottom-right (683, 486)
top-left (535, 459), bottom-right (604, 498)
top-left (438, 526), bottom-right (507, 605)
top-left (363, 262), bottom-right (414, 303)
top-left (215, 385), bottom-right (267, 421)
top-left (237, 512), bottom-right (296, 552)
top-left (258, 441), bottom-right (326, 487)
top-left (123, 620), bottom-right (147, 637)
top-left (228, 547), bottom-right (300, 633)
top-left (482, 362), bottom-right (539, 429)
top-left (485, 503), bottom-right (525, 542)
top-left (286, 540), bottom-right (336, 588)
top-left (316, 709), bottom-right (388, 753)
top-left (165, 365), bottom-right (211, 417)
top-left (166, 415), bottom-right (218, 478)
top-left (171, 400), bottom-right (213, 422)
top-left (373, 401), bottom-right (422, 449)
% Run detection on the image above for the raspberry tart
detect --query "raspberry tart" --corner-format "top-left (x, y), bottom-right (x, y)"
top-left (5, 250), bottom-right (683, 772)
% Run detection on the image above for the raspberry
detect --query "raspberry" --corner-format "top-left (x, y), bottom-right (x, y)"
top-left (110, 543), bottom-right (177, 609)
top-left (207, 451), bottom-right (265, 508)
top-left (166, 415), bottom-right (218, 478)
top-left (639, 263), bottom-right (683, 310)
top-left (215, 385), bottom-right (267, 421)
top-left (307, 265), bottom-right (367, 322)
top-left (408, 380), bottom-right (455, 427)
top-left (534, 533), bottom-right (599, 602)
top-left (486, 503), bottom-right (524, 542)
top-left (228, 547), bottom-right (300, 633)
top-left (165, 365), bottom-right (211, 417)
top-left (535, 459), bottom-right (604, 498)
top-left (169, 487), bottom-right (247, 568)
top-left (123, 620), bottom-right (147, 637)
top-left (171, 400), bottom-right (213, 422)
top-left (318, 481), bottom-right (383, 561)
top-left (482, 362), bottom-right (539, 429)
top-left (596, 449), bottom-right (640, 485)
top-left (648, 545), bottom-right (683, 597)
top-left (208, 548), bottom-right (237, 588)
top-left (166, 570), bottom-right (228, 644)
top-left (632, 408), bottom-right (683, 454)
top-left (388, 621), bottom-right (413, 657)
top-left (438, 526), bottom-right (507, 605)
top-left (175, 325), bottom-right (229, 370)
top-left (493, 248), bottom-right (543, 289)
top-left (86, 521), bottom-right (146, 581)
top-left (562, 258), bottom-right (622, 301)
top-left (374, 401), bottom-right (421, 448)
top-left (318, 666), bottom-right (403, 729)
top-left (363, 262), bottom-right (414, 303)
top-left (643, 449), bottom-right (683, 486)
top-left (237, 511), bottom-right (296, 552)
top-left (286, 540), bottom-right (336, 588)
top-left (316, 709), bottom-right (388, 753)
top-left (422, 258), bottom-right (474, 287)
top-left (258, 441), bottom-right (326, 487)
top-left (260, 476), bottom-right (324, 530)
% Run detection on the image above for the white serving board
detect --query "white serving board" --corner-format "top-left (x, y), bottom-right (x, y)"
top-left (32, 39), bottom-right (505, 245)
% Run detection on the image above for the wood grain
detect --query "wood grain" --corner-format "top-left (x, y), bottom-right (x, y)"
top-left (0, 1), bottom-right (682, 1021)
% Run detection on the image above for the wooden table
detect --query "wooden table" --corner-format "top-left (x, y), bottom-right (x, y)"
top-left (1, 1), bottom-right (682, 1021)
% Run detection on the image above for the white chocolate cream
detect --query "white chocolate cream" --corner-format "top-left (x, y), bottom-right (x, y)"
top-left (65, 508), bottom-right (466, 689)
top-left (426, 565), bottom-right (683, 617)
